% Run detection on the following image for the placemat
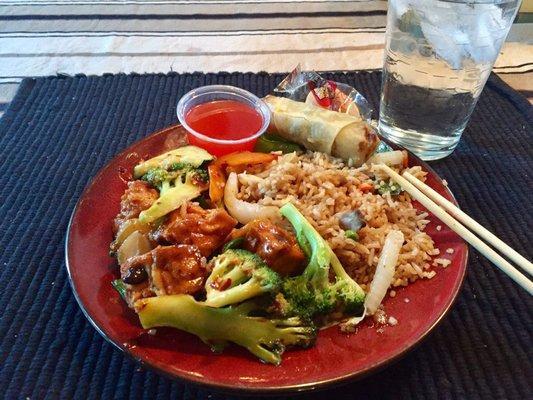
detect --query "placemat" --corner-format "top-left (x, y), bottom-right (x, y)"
top-left (0, 71), bottom-right (531, 400)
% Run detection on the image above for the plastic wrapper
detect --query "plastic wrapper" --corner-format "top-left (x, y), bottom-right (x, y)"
top-left (273, 65), bottom-right (373, 123)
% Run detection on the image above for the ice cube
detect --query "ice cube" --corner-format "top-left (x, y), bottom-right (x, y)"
top-left (399, 1), bottom-right (509, 69)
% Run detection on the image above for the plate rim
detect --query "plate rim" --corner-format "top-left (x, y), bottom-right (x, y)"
top-left (65, 123), bottom-right (468, 394)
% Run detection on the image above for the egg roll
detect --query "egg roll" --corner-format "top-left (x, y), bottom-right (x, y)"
top-left (263, 95), bottom-right (378, 166)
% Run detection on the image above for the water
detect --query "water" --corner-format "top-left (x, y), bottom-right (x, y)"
top-left (379, 0), bottom-right (522, 160)
top-left (380, 68), bottom-right (479, 160)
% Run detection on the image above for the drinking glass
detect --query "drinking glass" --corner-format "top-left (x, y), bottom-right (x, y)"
top-left (379, 0), bottom-right (522, 160)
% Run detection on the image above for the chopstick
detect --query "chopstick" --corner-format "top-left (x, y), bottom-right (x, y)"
top-left (402, 171), bottom-right (533, 277)
top-left (376, 164), bottom-right (533, 295)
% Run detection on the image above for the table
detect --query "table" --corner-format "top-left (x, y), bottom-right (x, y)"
top-left (0, 70), bottom-right (531, 400)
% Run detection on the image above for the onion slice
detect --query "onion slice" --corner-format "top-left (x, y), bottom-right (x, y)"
top-left (364, 230), bottom-right (404, 315)
top-left (366, 150), bottom-right (405, 167)
top-left (223, 172), bottom-right (279, 224)
top-left (111, 218), bottom-right (150, 253)
top-left (116, 230), bottom-right (152, 266)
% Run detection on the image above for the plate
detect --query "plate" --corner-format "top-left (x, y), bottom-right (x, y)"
top-left (65, 124), bottom-right (467, 394)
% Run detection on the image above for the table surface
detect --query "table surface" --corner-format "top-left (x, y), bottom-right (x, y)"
top-left (0, 0), bottom-right (532, 117)
top-left (0, 70), bottom-right (531, 400)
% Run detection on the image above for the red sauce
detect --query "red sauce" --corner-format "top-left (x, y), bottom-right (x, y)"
top-left (184, 100), bottom-right (263, 155)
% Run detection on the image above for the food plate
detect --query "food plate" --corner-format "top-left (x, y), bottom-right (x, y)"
top-left (65, 124), bottom-right (467, 394)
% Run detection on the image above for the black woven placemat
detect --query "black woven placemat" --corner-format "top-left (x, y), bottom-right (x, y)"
top-left (0, 71), bottom-right (531, 400)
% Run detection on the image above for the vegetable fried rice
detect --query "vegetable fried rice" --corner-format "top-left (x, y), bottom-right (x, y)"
top-left (238, 151), bottom-right (439, 290)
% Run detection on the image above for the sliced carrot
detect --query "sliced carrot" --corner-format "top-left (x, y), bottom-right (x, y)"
top-left (219, 152), bottom-right (277, 168)
top-left (208, 152), bottom-right (278, 204)
top-left (402, 150), bottom-right (409, 169)
top-left (208, 163), bottom-right (226, 204)
top-left (359, 182), bottom-right (374, 193)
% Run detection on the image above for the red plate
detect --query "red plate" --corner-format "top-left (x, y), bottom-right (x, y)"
top-left (65, 124), bottom-right (467, 394)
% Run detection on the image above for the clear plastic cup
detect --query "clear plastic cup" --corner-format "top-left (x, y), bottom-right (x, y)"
top-left (176, 85), bottom-right (271, 156)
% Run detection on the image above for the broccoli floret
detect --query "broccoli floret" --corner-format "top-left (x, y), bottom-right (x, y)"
top-left (137, 160), bottom-right (212, 225)
top-left (279, 203), bottom-right (365, 320)
top-left (136, 294), bottom-right (317, 365)
top-left (222, 237), bottom-right (244, 252)
top-left (281, 277), bottom-right (334, 319)
top-left (329, 278), bottom-right (365, 316)
top-left (190, 168), bottom-right (209, 185)
top-left (205, 249), bottom-right (282, 308)
top-left (141, 167), bottom-right (172, 190)
top-left (168, 161), bottom-right (191, 171)
top-left (133, 146), bottom-right (213, 224)
top-left (133, 145), bottom-right (213, 178)
top-left (142, 164), bottom-right (208, 188)
top-left (139, 171), bottom-right (203, 224)
top-left (143, 165), bottom-right (209, 189)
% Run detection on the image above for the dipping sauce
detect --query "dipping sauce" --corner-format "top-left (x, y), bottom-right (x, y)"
top-left (177, 85), bottom-right (271, 156)
top-left (184, 100), bottom-right (263, 155)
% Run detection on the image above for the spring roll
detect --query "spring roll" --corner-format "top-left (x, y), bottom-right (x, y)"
top-left (264, 95), bottom-right (379, 166)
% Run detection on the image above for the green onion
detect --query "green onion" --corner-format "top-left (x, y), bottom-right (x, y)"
top-left (375, 180), bottom-right (403, 196)
top-left (112, 279), bottom-right (127, 301)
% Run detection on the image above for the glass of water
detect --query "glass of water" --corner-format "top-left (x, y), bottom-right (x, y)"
top-left (379, 0), bottom-right (522, 160)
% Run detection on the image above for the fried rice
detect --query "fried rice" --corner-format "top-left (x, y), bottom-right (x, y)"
top-left (238, 152), bottom-right (439, 290)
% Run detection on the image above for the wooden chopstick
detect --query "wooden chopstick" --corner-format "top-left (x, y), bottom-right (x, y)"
top-left (377, 164), bottom-right (533, 295)
top-left (402, 171), bottom-right (533, 277)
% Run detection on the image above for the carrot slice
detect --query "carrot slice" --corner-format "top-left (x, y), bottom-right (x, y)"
top-left (208, 152), bottom-right (278, 204)
top-left (220, 152), bottom-right (277, 167)
top-left (208, 163), bottom-right (226, 204)
top-left (402, 150), bottom-right (409, 169)
top-left (359, 182), bottom-right (374, 193)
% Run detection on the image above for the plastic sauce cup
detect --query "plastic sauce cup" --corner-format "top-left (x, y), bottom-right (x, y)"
top-left (176, 85), bottom-right (271, 156)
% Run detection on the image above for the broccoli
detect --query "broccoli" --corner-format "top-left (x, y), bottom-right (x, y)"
top-left (205, 249), bottom-right (282, 308)
top-left (142, 165), bottom-right (208, 191)
top-left (168, 161), bottom-right (191, 171)
top-left (167, 162), bottom-right (209, 184)
top-left (136, 149), bottom-right (211, 224)
top-left (136, 294), bottom-right (317, 365)
top-left (280, 278), bottom-right (335, 319)
top-left (133, 145), bottom-right (213, 178)
top-left (222, 237), bottom-right (244, 252)
top-left (138, 170), bottom-right (203, 224)
top-left (141, 167), bottom-right (171, 189)
top-left (191, 168), bottom-right (209, 185)
top-left (279, 203), bottom-right (366, 320)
